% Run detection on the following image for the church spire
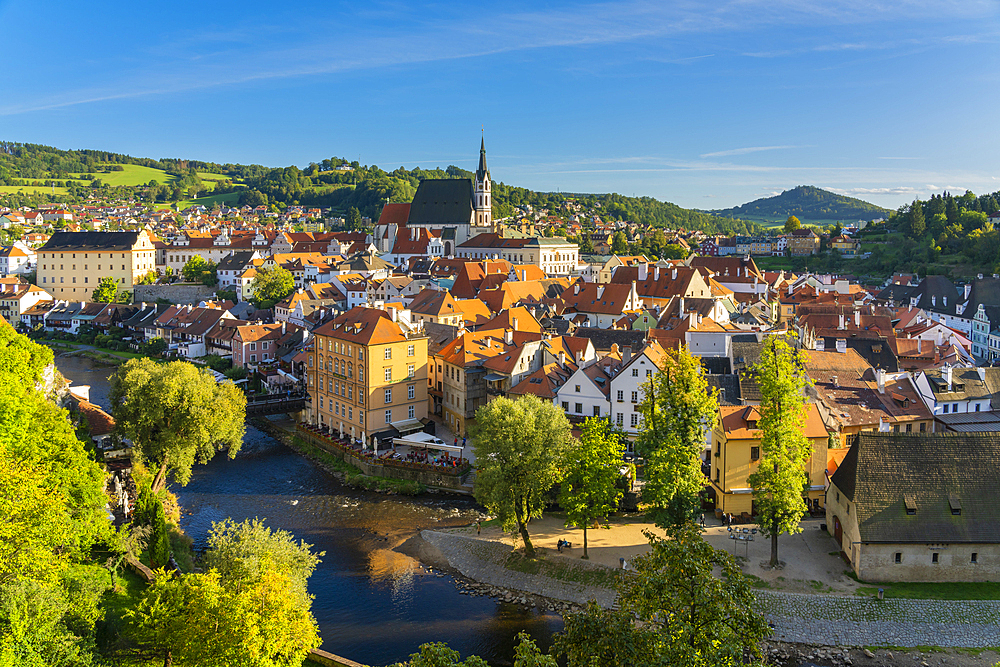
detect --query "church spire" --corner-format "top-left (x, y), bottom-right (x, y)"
top-left (477, 135), bottom-right (489, 181)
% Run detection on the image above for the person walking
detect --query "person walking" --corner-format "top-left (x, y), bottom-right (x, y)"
top-left (699, 513), bottom-right (705, 527)
top-left (476, 521), bottom-right (481, 535)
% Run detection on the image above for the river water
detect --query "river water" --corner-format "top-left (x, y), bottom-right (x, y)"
top-left (56, 356), bottom-right (562, 666)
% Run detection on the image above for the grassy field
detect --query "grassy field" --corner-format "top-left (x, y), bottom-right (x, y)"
top-left (0, 184), bottom-right (70, 195)
top-left (195, 171), bottom-right (230, 182)
top-left (856, 580), bottom-right (1000, 600)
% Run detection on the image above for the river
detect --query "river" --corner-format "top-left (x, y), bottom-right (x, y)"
top-left (56, 355), bottom-right (562, 666)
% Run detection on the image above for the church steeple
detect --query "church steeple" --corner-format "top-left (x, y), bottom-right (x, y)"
top-left (474, 135), bottom-right (492, 230)
top-left (477, 136), bottom-right (490, 182)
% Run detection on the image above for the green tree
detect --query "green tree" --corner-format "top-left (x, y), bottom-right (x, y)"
top-left (346, 206), bottom-right (362, 230)
top-left (144, 337), bottom-right (168, 356)
top-left (578, 234), bottom-right (595, 254)
top-left (636, 345), bottom-right (718, 531)
top-left (182, 256), bottom-right (210, 282)
top-left (249, 265), bottom-right (295, 309)
top-left (110, 358), bottom-right (247, 492)
top-left (559, 418), bottom-right (624, 559)
top-left (554, 524), bottom-right (769, 667)
top-left (204, 518), bottom-right (322, 601)
top-left (908, 199), bottom-right (926, 238)
top-left (92, 276), bottom-right (119, 303)
top-left (784, 215), bottom-right (801, 232)
top-left (0, 578), bottom-right (89, 667)
top-left (831, 222), bottom-right (843, 238)
top-left (148, 497), bottom-right (171, 568)
top-left (471, 395), bottom-right (571, 557)
top-left (611, 231), bottom-right (628, 254)
top-left (746, 335), bottom-right (813, 568)
top-left (396, 633), bottom-right (553, 667)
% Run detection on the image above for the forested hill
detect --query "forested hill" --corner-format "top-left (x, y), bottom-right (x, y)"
top-left (0, 140), bottom-right (757, 234)
top-left (711, 185), bottom-right (890, 222)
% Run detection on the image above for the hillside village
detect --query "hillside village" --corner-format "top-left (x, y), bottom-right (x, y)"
top-left (6, 143), bottom-right (1000, 585)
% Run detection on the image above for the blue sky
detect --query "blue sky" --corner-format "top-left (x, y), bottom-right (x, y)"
top-left (1, 0), bottom-right (998, 210)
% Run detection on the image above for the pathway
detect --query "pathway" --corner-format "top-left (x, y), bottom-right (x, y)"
top-left (424, 529), bottom-right (1000, 648)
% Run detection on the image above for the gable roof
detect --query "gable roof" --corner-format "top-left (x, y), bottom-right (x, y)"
top-left (831, 432), bottom-right (1000, 543)
top-left (378, 202), bottom-right (411, 226)
top-left (40, 230), bottom-right (141, 251)
top-left (407, 179), bottom-right (473, 226)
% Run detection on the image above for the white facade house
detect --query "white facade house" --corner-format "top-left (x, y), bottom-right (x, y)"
top-left (556, 364), bottom-right (612, 420)
top-left (608, 343), bottom-right (668, 441)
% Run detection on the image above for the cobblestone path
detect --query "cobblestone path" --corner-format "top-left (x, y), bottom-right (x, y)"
top-left (423, 530), bottom-right (1000, 648)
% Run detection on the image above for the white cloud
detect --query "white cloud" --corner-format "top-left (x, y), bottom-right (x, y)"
top-left (699, 145), bottom-right (803, 158)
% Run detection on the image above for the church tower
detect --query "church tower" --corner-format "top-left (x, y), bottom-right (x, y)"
top-left (473, 137), bottom-right (492, 230)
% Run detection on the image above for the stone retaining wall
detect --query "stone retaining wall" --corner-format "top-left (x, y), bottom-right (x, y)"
top-left (296, 428), bottom-right (470, 491)
top-left (133, 283), bottom-right (216, 305)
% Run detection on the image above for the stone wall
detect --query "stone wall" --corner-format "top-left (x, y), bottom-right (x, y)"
top-left (133, 283), bottom-right (216, 305)
top-left (857, 542), bottom-right (1000, 583)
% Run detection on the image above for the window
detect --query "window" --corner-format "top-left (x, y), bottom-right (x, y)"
top-left (408, 344), bottom-right (415, 357)
top-left (319, 396), bottom-right (324, 409)
top-left (250, 354), bottom-right (256, 362)
top-left (920, 422), bottom-right (926, 432)
top-left (631, 368), bottom-right (638, 377)
top-left (407, 364), bottom-right (415, 378)
top-left (573, 402), bottom-right (582, 414)
top-left (359, 412), bottom-right (364, 424)
top-left (385, 348), bottom-right (392, 360)
top-left (976, 403), bottom-right (981, 412)
top-left (347, 386), bottom-right (352, 399)
top-left (359, 350), bottom-right (364, 361)
top-left (593, 405), bottom-right (601, 417)
top-left (646, 369), bottom-right (652, 377)
top-left (250, 342), bottom-right (256, 351)
top-left (359, 367), bottom-right (364, 381)
top-left (575, 385), bottom-right (581, 393)
top-left (384, 367), bottom-right (392, 382)
top-left (617, 390), bottom-right (624, 402)
top-left (408, 405), bottom-right (415, 419)
top-left (408, 384), bottom-right (415, 400)
top-left (348, 364), bottom-right (353, 378)
top-left (616, 413), bottom-right (623, 426)
top-left (906, 423), bottom-right (912, 433)
top-left (385, 409), bottom-right (392, 424)
top-left (932, 553), bottom-right (939, 564)
top-left (894, 552), bottom-right (901, 564)
top-left (893, 424), bottom-right (900, 433)
top-left (972, 552), bottom-right (978, 563)
top-left (630, 413), bottom-right (638, 427)
top-left (335, 403), bottom-right (339, 415)
top-left (562, 401), bottom-right (569, 411)
top-left (631, 391), bottom-right (638, 403)
top-left (385, 388), bottom-right (392, 403)
top-left (751, 446), bottom-right (760, 460)
top-left (348, 407), bottom-right (353, 420)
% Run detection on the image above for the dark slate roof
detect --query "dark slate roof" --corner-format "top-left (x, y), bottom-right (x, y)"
top-left (407, 179), bottom-right (473, 226)
top-left (875, 282), bottom-right (916, 304)
top-left (41, 230), bottom-right (140, 251)
top-left (572, 327), bottom-right (646, 352)
top-left (541, 317), bottom-right (574, 336)
top-left (831, 432), bottom-right (1000, 543)
top-left (217, 251), bottom-right (258, 272)
top-left (731, 339), bottom-right (765, 372)
top-left (965, 277), bottom-right (1000, 322)
top-left (910, 275), bottom-right (962, 315)
top-left (705, 374), bottom-right (741, 406)
top-left (701, 356), bottom-right (732, 375)
top-left (821, 336), bottom-right (899, 372)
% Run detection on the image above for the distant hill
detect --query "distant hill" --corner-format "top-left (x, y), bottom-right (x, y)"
top-left (711, 186), bottom-right (890, 223)
top-left (0, 140), bottom-right (761, 235)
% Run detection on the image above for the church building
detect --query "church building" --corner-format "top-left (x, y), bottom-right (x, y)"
top-left (375, 139), bottom-right (495, 259)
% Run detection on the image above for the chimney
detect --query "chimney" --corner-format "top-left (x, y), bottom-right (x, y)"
top-left (679, 296), bottom-right (686, 316)
top-left (854, 309), bottom-right (861, 327)
top-left (836, 338), bottom-right (847, 354)
top-left (654, 266), bottom-right (660, 281)
top-left (672, 267), bottom-right (678, 280)
top-left (521, 269), bottom-right (526, 281)
top-left (638, 263), bottom-right (648, 281)
top-left (611, 343), bottom-right (620, 357)
top-left (815, 339), bottom-right (825, 351)
top-left (504, 329), bottom-right (513, 344)
top-left (832, 375), bottom-right (839, 388)
top-left (558, 351), bottom-right (566, 366)
top-left (597, 286), bottom-right (605, 299)
top-left (512, 317), bottom-right (519, 330)
top-left (838, 313), bottom-right (845, 330)
top-left (623, 346), bottom-right (632, 363)
top-left (574, 283), bottom-right (580, 295)
top-left (943, 365), bottom-right (953, 391)
top-left (978, 366), bottom-right (986, 382)
top-left (281, 321), bottom-right (286, 334)
top-left (876, 368), bottom-right (885, 393)
top-left (918, 339), bottom-right (922, 354)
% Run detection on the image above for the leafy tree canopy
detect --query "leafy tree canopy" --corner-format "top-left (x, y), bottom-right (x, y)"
top-left (559, 418), bottom-right (624, 559)
top-left (91, 276), bottom-right (119, 303)
top-left (250, 265), bottom-right (295, 309)
top-left (110, 358), bottom-right (247, 491)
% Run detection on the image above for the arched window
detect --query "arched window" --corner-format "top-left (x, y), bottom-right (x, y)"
top-left (348, 363), bottom-right (353, 378)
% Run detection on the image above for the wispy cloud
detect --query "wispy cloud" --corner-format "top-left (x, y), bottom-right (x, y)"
top-left (699, 145), bottom-right (803, 158)
top-left (828, 186), bottom-right (922, 196)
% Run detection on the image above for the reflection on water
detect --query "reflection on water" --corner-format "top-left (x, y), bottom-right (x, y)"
top-left (56, 356), bottom-right (563, 666)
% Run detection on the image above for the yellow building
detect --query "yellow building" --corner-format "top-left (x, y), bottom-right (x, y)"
top-left (37, 230), bottom-right (157, 300)
top-left (710, 404), bottom-right (830, 516)
top-left (308, 306), bottom-right (428, 442)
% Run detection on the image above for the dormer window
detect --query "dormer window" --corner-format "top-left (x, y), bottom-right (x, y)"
top-left (904, 493), bottom-right (917, 515)
top-left (949, 495), bottom-right (962, 516)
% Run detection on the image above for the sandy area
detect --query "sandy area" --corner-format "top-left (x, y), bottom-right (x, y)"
top-left (448, 513), bottom-right (861, 595)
